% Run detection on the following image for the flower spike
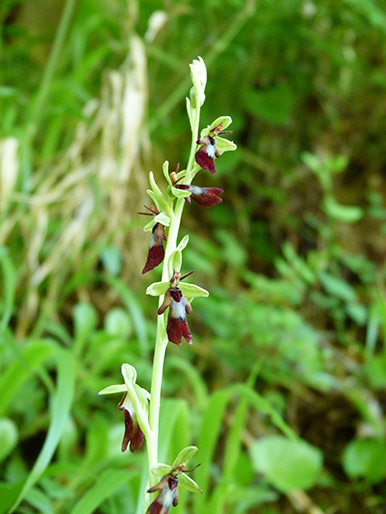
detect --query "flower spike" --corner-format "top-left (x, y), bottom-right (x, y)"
top-left (195, 122), bottom-right (232, 174)
top-left (139, 206), bottom-right (168, 274)
top-left (157, 271), bottom-right (194, 345)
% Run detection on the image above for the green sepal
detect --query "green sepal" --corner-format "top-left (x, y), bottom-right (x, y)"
top-left (143, 212), bottom-right (170, 232)
top-left (162, 161), bottom-right (171, 186)
top-left (209, 115), bottom-right (232, 132)
top-left (215, 135), bottom-right (237, 155)
top-left (172, 446), bottom-right (198, 467)
top-left (200, 116), bottom-right (232, 138)
top-left (148, 173), bottom-right (172, 216)
top-left (180, 282), bottom-right (209, 298)
top-left (146, 281), bottom-right (170, 297)
top-left (171, 186), bottom-right (191, 199)
top-left (178, 473), bottom-right (203, 494)
top-left (151, 463), bottom-right (173, 477)
top-left (98, 384), bottom-right (128, 395)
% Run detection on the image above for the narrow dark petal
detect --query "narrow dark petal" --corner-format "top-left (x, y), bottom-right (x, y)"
top-left (121, 409), bottom-right (134, 452)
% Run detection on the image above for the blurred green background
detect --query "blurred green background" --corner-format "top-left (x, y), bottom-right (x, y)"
top-left (1, 0), bottom-right (386, 512)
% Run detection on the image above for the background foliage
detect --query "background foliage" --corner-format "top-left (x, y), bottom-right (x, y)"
top-left (1, 0), bottom-right (386, 513)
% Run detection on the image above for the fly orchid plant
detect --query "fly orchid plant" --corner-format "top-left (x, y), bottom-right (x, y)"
top-left (99, 57), bottom-right (236, 513)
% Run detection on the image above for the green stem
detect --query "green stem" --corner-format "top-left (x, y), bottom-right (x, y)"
top-left (144, 101), bottom-right (201, 510)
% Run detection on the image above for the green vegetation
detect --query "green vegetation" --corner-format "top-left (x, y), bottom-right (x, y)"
top-left (1, 0), bottom-right (386, 513)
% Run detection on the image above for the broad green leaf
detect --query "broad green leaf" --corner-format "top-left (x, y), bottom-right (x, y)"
top-left (0, 341), bottom-right (53, 416)
top-left (342, 438), bottom-right (386, 483)
top-left (249, 436), bottom-right (323, 492)
top-left (104, 307), bottom-right (132, 338)
top-left (0, 418), bottom-right (18, 463)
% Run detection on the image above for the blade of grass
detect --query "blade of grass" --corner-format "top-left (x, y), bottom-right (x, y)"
top-left (8, 346), bottom-right (76, 513)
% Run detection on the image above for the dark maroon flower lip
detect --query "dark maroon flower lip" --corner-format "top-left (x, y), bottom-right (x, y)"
top-left (157, 270), bottom-right (194, 345)
top-left (176, 184), bottom-right (223, 206)
top-left (118, 393), bottom-right (144, 453)
top-left (139, 206), bottom-right (167, 274)
top-left (195, 123), bottom-right (232, 174)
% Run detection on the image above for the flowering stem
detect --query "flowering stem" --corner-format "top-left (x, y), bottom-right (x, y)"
top-left (145, 105), bottom-right (201, 506)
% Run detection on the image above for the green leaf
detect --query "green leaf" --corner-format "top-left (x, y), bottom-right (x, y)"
top-left (0, 247), bottom-right (16, 331)
top-left (323, 196), bottom-right (363, 223)
top-left (104, 307), bottom-right (132, 338)
top-left (73, 302), bottom-right (98, 351)
top-left (0, 341), bottom-right (53, 417)
top-left (319, 271), bottom-right (357, 302)
top-left (9, 347), bottom-right (76, 513)
top-left (71, 469), bottom-right (133, 514)
top-left (0, 418), bottom-right (18, 463)
top-left (342, 438), bottom-right (386, 483)
top-left (249, 436), bottom-right (323, 492)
